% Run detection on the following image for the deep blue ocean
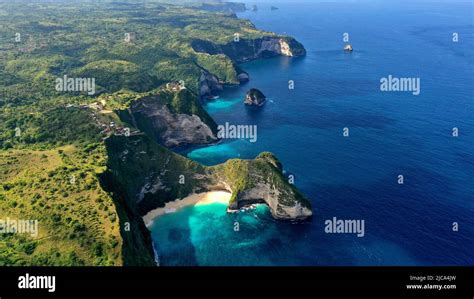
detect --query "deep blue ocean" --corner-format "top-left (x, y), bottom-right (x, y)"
top-left (149, 0), bottom-right (474, 266)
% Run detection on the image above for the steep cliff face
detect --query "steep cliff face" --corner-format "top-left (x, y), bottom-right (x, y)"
top-left (198, 2), bottom-right (247, 13)
top-left (98, 171), bottom-right (157, 266)
top-left (104, 135), bottom-right (211, 215)
top-left (119, 89), bottom-right (218, 148)
top-left (198, 64), bottom-right (250, 98)
top-left (236, 183), bottom-right (312, 220)
top-left (199, 70), bottom-right (224, 98)
top-left (191, 36), bottom-right (306, 63)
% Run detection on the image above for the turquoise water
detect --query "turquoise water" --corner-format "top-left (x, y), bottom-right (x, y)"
top-left (149, 1), bottom-right (474, 266)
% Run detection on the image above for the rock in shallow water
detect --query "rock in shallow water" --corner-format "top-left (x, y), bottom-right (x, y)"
top-left (244, 88), bottom-right (266, 106)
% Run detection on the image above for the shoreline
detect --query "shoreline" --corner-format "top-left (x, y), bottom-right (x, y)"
top-left (142, 191), bottom-right (232, 227)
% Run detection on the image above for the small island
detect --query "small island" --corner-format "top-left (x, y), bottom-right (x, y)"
top-left (244, 88), bottom-right (267, 106)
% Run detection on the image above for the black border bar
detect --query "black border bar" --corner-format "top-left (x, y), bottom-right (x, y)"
top-left (0, 266), bottom-right (473, 298)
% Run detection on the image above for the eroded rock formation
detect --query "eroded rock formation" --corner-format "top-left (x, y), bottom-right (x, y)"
top-left (244, 88), bottom-right (266, 106)
top-left (121, 91), bottom-right (218, 148)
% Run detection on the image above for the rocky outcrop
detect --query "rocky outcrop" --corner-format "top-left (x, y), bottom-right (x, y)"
top-left (236, 70), bottom-right (250, 83)
top-left (120, 90), bottom-right (218, 148)
top-left (213, 152), bottom-right (312, 220)
top-left (199, 67), bottom-right (248, 99)
top-left (244, 88), bottom-right (266, 106)
top-left (191, 36), bottom-right (306, 63)
top-left (149, 105), bottom-right (217, 147)
top-left (235, 182), bottom-right (312, 220)
top-left (199, 70), bottom-right (223, 98)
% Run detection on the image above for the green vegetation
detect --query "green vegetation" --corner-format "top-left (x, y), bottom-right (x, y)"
top-left (211, 152), bottom-right (311, 209)
top-left (103, 135), bottom-right (209, 215)
top-left (217, 159), bottom-right (253, 203)
top-left (195, 53), bottom-right (240, 84)
top-left (0, 145), bottom-right (122, 265)
top-left (0, 0), bottom-right (309, 266)
top-left (0, 0), bottom-right (275, 111)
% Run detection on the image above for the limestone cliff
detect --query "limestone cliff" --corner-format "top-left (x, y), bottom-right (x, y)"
top-left (199, 70), bottom-right (224, 98)
top-left (104, 136), bottom-right (312, 221)
top-left (104, 135), bottom-right (211, 215)
top-left (198, 63), bottom-right (248, 98)
top-left (211, 152), bottom-right (312, 220)
top-left (118, 89), bottom-right (218, 148)
top-left (191, 36), bottom-right (306, 63)
top-left (198, 2), bottom-right (247, 13)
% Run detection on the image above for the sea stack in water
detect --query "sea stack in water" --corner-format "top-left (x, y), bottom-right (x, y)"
top-left (344, 44), bottom-right (353, 52)
top-left (237, 71), bottom-right (250, 83)
top-left (244, 88), bottom-right (266, 106)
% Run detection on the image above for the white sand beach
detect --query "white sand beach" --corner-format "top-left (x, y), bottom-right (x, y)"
top-left (142, 191), bottom-right (232, 227)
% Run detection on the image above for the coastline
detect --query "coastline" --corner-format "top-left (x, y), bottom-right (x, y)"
top-left (142, 191), bottom-right (232, 227)
top-left (142, 7), bottom-right (309, 265)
